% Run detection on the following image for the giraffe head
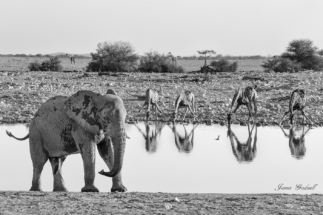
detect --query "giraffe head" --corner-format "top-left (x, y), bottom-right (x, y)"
top-left (298, 89), bottom-right (305, 97)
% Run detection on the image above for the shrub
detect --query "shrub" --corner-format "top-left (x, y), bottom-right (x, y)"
top-left (209, 58), bottom-right (238, 73)
top-left (138, 51), bottom-right (184, 73)
top-left (28, 56), bottom-right (63, 72)
top-left (86, 41), bottom-right (139, 72)
top-left (28, 61), bottom-right (42, 71)
top-left (280, 39), bottom-right (323, 71)
top-left (262, 57), bottom-right (300, 73)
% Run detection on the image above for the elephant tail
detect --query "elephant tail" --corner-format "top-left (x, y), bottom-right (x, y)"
top-left (6, 130), bottom-right (29, 141)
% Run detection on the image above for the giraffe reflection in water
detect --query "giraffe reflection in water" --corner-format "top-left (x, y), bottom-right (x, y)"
top-left (169, 123), bottom-right (199, 153)
top-left (134, 121), bottom-right (165, 153)
top-left (227, 123), bottom-right (257, 163)
top-left (279, 125), bottom-right (311, 159)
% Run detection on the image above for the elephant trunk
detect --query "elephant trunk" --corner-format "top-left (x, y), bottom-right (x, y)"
top-left (99, 120), bottom-right (126, 178)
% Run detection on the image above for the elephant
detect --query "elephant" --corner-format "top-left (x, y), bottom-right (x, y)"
top-left (6, 90), bottom-right (127, 192)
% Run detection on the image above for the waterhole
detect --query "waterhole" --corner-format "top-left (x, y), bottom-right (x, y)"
top-left (1, 123), bottom-right (322, 194)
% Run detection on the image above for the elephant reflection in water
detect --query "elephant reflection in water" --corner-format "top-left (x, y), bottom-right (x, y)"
top-left (134, 121), bottom-right (165, 153)
top-left (227, 123), bottom-right (257, 163)
top-left (279, 125), bottom-right (311, 159)
top-left (169, 123), bottom-right (199, 153)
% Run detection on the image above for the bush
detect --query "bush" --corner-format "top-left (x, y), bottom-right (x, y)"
top-left (209, 58), bottom-right (238, 73)
top-left (276, 39), bottom-right (323, 72)
top-left (262, 57), bottom-right (300, 73)
top-left (86, 41), bottom-right (139, 72)
top-left (138, 51), bottom-right (184, 73)
top-left (28, 57), bottom-right (63, 72)
top-left (28, 61), bottom-right (42, 71)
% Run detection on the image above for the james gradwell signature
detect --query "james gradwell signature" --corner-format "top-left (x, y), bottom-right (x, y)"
top-left (275, 183), bottom-right (318, 191)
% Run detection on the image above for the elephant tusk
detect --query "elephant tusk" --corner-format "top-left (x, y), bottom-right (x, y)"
top-left (98, 169), bottom-right (114, 177)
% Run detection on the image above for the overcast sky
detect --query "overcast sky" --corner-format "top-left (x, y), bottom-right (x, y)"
top-left (1, 0), bottom-right (323, 56)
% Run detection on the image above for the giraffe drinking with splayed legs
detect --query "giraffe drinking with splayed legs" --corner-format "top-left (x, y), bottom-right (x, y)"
top-left (174, 90), bottom-right (195, 121)
top-left (279, 89), bottom-right (313, 126)
top-left (228, 85), bottom-right (258, 124)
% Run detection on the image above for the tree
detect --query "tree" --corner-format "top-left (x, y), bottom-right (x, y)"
top-left (281, 39), bottom-right (321, 70)
top-left (197, 50), bottom-right (216, 67)
top-left (318, 49), bottom-right (323, 56)
top-left (86, 41), bottom-right (139, 72)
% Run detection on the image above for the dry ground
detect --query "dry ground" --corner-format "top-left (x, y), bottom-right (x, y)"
top-left (1, 191), bottom-right (323, 215)
top-left (0, 70), bottom-right (322, 126)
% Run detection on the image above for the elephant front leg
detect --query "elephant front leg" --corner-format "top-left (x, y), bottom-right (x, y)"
top-left (79, 141), bottom-right (99, 192)
top-left (97, 138), bottom-right (127, 192)
top-left (49, 157), bottom-right (68, 192)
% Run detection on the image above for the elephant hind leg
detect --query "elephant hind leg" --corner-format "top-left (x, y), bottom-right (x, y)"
top-left (49, 157), bottom-right (68, 192)
top-left (29, 128), bottom-right (48, 191)
top-left (97, 138), bottom-right (127, 192)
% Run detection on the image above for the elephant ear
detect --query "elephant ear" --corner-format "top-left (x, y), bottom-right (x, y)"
top-left (64, 90), bottom-right (100, 134)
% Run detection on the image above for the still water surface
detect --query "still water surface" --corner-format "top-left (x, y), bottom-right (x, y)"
top-left (1, 123), bottom-right (322, 194)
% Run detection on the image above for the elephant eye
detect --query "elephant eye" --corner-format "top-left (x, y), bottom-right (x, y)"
top-left (106, 117), bottom-right (111, 123)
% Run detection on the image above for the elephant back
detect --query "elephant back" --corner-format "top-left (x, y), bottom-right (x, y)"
top-left (32, 95), bottom-right (70, 133)
top-left (64, 90), bottom-right (102, 134)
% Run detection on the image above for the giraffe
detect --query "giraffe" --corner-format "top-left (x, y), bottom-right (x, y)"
top-left (228, 85), bottom-right (258, 123)
top-left (134, 121), bottom-right (165, 153)
top-left (279, 89), bottom-right (313, 126)
top-left (168, 123), bottom-right (199, 153)
top-left (227, 123), bottom-right (257, 163)
top-left (138, 88), bottom-right (164, 120)
top-left (174, 90), bottom-right (195, 121)
top-left (66, 54), bottom-right (76, 69)
top-left (167, 52), bottom-right (177, 65)
top-left (279, 125), bottom-right (311, 159)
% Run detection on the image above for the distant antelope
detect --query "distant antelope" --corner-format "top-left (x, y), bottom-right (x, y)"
top-left (174, 90), bottom-right (195, 120)
top-left (167, 52), bottom-right (177, 65)
top-left (279, 89), bottom-right (313, 125)
top-left (227, 85), bottom-right (257, 123)
top-left (138, 88), bottom-right (164, 120)
top-left (66, 54), bottom-right (75, 69)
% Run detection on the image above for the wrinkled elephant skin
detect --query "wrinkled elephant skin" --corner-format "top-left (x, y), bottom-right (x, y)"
top-left (6, 90), bottom-right (127, 192)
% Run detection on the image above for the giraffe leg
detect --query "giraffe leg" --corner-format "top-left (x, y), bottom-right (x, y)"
top-left (290, 110), bottom-right (294, 125)
top-left (253, 97), bottom-right (258, 122)
top-left (187, 104), bottom-right (195, 120)
top-left (279, 110), bottom-right (290, 125)
top-left (232, 104), bottom-right (241, 114)
top-left (138, 102), bottom-right (147, 113)
top-left (247, 103), bottom-right (252, 123)
top-left (183, 107), bottom-right (189, 120)
top-left (155, 103), bottom-right (164, 116)
top-left (301, 110), bottom-right (313, 125)
top-left (154, 104), bottom-right (158, 121)
top-left (229, 90), bottom-right (239, 114)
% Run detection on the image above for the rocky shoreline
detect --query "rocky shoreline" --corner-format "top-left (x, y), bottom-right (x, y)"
top-left (0, 191), bottom-right (322, 214)
top-left (0, 71), bottom-right (322, 127)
